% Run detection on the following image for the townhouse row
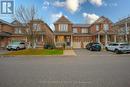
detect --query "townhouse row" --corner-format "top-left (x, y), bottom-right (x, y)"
top-left (0, 16), bottom-right (130, 49)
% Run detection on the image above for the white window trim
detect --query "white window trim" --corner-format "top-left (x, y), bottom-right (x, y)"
top-left (104, 24), bottom-right (109, 31)
top-left (81, 28), bottom-right (88, 33)
top-left (73, 28), bottom-right (78, 33)
top-left (96, 25), bottom-right (99, 31)
top-left (59, 24), bottom-right (68, 32)
top-left (15, 28), bottom-right (22, 34)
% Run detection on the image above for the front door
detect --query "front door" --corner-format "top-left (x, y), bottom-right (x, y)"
top-left (65, 36), bottom-right (71, 46)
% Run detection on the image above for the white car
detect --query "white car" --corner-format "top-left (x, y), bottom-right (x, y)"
top-left (6, 42), bottom-right (26, 51)
top-left (105, 42), bottom-right (130, 54)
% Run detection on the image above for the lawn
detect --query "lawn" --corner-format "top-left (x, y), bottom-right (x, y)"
top-left (3, 49), bottom-right (63, 56)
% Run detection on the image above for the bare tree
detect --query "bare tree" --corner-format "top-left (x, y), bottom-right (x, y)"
top-left (13, 5), bottom-right (41, 48)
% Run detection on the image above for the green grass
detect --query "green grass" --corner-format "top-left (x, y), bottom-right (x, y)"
top-left (3, 49), bottom-right (63, 56)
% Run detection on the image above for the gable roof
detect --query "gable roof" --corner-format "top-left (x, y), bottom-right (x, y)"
top-left (93, 16), bottom-right (113, 24)
top-left (0, 19), bottom-right (13, 26)
top-left (115, 16), bottom-right (130, 25)
top-left (54, 15), bottom-right (72, 24)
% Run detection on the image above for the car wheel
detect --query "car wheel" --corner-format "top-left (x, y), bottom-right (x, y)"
top-left (98, 48), bottom-right (101, 51)
top-left (16, 47), bottom-right (20, 51)
top-left (90, 48), bottom-right (93, 51)
top-left (115, 49), bottom-right (119, 54)
top-left (7, 49), bottom-right (11, 51)
top-left (105, 47), bottom-right (108, 51)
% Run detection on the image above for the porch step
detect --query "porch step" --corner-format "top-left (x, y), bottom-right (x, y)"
top-left (65, 46), bottom-right (72, 50)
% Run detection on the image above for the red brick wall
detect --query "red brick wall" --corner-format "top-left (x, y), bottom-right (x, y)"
top-left (89, 19), bottom-right (113, 33)
top-left (73, 36), bottom-right (92, 42)
top-left (0, 24), bottom-right (14, 33)
top-left (0, 24), bottom-right (14, 48)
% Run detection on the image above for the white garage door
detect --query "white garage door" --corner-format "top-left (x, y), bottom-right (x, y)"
top-left (73, 42), bottom-right (81, 48)
top-left (73, 42), bottom-right (89, 48)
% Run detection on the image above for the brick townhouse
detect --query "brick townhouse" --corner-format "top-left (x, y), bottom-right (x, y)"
top-left (89, 16), bottom-right (116, 45)
top-left (0, 19), bottom-right (14, 49)
top-left (0, 19), bottom-right (54, 48)
top-left (113, 17), bottom-right (130, 43)
top-left (54, 15), bottom-right (116, 48)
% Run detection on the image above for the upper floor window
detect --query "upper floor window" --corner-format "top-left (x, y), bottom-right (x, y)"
top-left (103, 24), bottom-right (109, 31)
top-left (33, 24), bottom-right (41, 31)
top-left (81, 28), bottom-right (88, 33)
top-left (59, 24), bottom-right (68, 32)
top-left (73, 28), bottom-right (78, 33)
top-left (96, 25), bottom-right (99, 31)
top-left (15, 28), bottom-right (22, 34)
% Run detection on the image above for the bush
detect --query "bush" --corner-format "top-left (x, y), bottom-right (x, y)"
top-left (44, 44), bottom-right (55, 49)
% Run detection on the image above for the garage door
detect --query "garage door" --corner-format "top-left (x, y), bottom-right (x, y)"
top-left (73, 42), bottom-right (89, 48)
top-left (73, 42), bottom-right (81, 48)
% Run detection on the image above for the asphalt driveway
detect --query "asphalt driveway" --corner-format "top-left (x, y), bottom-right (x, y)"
top-left (0, 49), bottom-right (130, 87)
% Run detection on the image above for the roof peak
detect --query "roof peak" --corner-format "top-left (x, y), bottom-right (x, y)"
top-left (54, 15), bottom-right (72, 24)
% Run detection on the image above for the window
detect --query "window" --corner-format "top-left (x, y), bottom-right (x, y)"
top-left (59, 24), bottom-right (68, 32)
top-left (81, 28), bottom-right (88, 33)
top-left (96, 25), bottom-right (99, 31)
top-left (33, 24), bottom-right (41, 31)
top-left (104, 24), bottom-right (109, 31)
top-left (109, 43), bottom-right (118, 46)
top-left (15, 28), bottom-right (22, 34)
top-left (73, 28), bottom-right (78, 33)
top-left (112, 44), bottom-right (118, 46)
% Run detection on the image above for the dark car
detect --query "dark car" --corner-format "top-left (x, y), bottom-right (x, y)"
top-left (86, 42), bottom-right (101, 51)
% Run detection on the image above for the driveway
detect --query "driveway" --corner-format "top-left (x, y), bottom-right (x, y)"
top-left (0, 49), bottom-right (130, 87)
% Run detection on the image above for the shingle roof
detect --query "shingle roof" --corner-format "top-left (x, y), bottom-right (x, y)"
top-left (115, 17), bottom-right (130, 25)
top-left (11, 20), bottom-right (26, 27)
top-left (0, 19), bottom-right (13, 26)
top-left (54, 15), bottom-right (72, 24)
top-left (72, 24), bottom-right (90, 28)
top-left (94, 16), bottom-right (113, 24)
top-left (0, 31), bottom-right (12, 37)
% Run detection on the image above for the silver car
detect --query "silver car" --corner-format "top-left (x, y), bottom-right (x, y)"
top-left (6, 42), bottom-right (26, 51)
top-left (105, 42), bottom-right (130, 54)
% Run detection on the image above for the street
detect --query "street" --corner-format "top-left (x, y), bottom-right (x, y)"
top-left (0, 49), bottom-right (130, 87)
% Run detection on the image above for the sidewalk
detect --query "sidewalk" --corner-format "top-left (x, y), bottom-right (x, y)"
top-left (0, 50), bottom-right (8, 54)
top-left (63, 50), bottom-right (77, 56)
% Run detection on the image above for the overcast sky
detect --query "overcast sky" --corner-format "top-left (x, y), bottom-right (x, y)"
top-left (1, 0), bottom-right (130, 30)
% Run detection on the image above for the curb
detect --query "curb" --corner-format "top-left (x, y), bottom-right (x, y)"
top-left (0, 54), bottom-right (77, 58)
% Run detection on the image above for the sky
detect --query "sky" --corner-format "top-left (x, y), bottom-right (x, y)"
top-left (1, 0), bottom-right (130, 30)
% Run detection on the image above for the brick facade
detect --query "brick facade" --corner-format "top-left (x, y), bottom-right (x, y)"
top-left (113, 17), bottom-right (130, 43)
top-left (54, 16), bottom-right (115, 48)
top-left (0, 19), bottom-right (54, 48)
top-left (0, 19), bottom-right (14, 49)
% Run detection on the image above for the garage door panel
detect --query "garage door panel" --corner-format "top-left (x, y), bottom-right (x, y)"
top-left (73, 42), bottom-right (81, 48)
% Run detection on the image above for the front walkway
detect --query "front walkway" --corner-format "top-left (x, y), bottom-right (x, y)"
top-left (63, 50), bottom-right (77, 56)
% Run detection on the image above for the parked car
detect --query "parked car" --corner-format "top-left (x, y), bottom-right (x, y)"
top-left (6, 42), bottom-right (26, 51)
top-left (86, 42), bottom-right (101, 51)
top-left (105, 42), bottom-right (130, 54)
top-left (44, 44), bottom-right (54, 49)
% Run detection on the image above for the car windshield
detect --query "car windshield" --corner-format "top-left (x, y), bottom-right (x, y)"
top-left (93, 43), bottom-right (100, 45)
top-left (10, 42), bottom-right (20, 45)
top-left (120, 44), bottom-right (129, 46)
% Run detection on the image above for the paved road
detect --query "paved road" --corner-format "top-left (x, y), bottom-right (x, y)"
top-left (0, 49), bottom-right (130, 87)
top-left (0, 50), bottom-right (8, 54)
